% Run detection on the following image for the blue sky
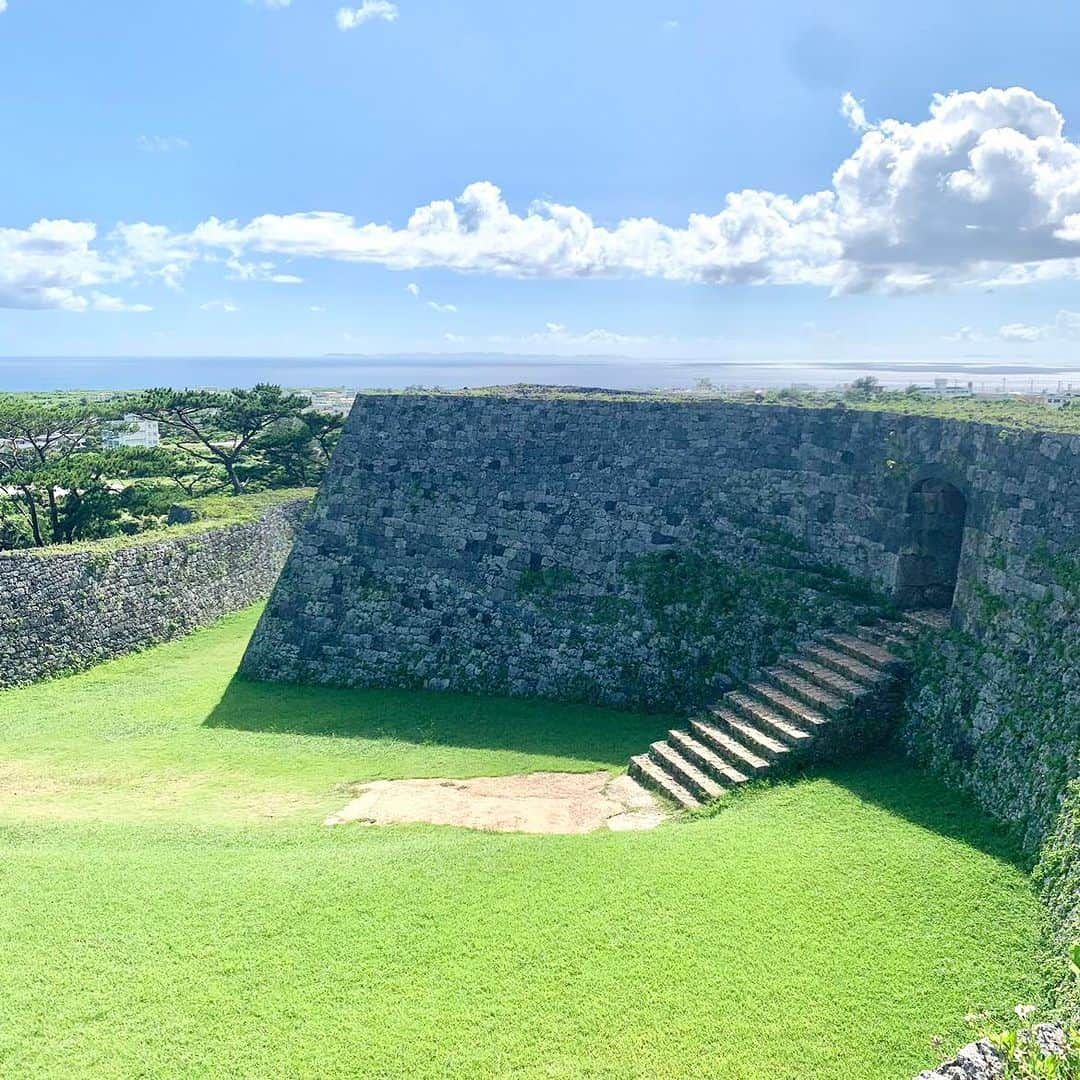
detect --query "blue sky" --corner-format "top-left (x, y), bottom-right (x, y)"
top-left (3, 0), bottom-right (1080, 371)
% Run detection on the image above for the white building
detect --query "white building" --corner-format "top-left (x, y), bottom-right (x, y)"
top-left (918, 378), bottom-right (975, 399)
top-left (104, 415), bottom-right (160, 449)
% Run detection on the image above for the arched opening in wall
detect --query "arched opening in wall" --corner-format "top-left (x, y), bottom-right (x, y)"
top-left (895, 478), bottom-right (968, 610)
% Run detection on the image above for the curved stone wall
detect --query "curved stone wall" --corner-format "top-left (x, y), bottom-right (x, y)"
top-left (242, 394), bottom-right (1078, 708)
top-left (0, 498), bottom-right (308, 688)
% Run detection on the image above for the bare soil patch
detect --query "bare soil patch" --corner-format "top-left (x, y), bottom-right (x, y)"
top-left (324, 770), bottom-right (667, 834)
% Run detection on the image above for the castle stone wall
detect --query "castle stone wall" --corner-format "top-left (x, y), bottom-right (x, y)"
top-left (0, 498), bottom-right (308, 687)
top-left (241, 394), bottom-right (1078, 711)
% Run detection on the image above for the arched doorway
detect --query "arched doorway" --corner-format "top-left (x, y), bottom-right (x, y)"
top-left (894, 478), bottom-right (967, 609)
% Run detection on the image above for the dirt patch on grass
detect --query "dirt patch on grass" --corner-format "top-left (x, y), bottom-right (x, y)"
top-left (324, 771), bottom-right (667, 834)
top-left (0, 760), bottom-right (325, 824)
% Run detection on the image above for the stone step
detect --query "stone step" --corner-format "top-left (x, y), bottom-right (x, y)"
top-left (711, 706), bottom-right (791, 763)
top-left (668, 729), bottom-right (750, 787)
top-left (758, 668), bottom-right (847, 717)
top-left (689, 718), bottom-right (771, 776)
top-left (801, 644), bottom-right (890, 688)
top-left (903, 609), bottom-right (951, 632)
top-left (744, 681), bottom-right (831, 733)
top-left (629, 754), bottom-right (701, 811)
top-left (823, 633), bottom-right (908, 673)
top-left (648, 741), bottom-right (726, 801)
top-left (785, 655), bottom-right (867, 701)
top-left (725, 691), bottom-right (815, 747)
top-left (854, 623), bottom-right (914, 651)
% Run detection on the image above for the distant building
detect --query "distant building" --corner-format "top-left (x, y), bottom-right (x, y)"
top-left (1045, 390), bottom-right (1077, 410)
top-left (302, 388), bottom-right (357, 415)
top-left (917, 378), bottom-right (975, 399)
top-left (103, 415), bottom-right (160, 449)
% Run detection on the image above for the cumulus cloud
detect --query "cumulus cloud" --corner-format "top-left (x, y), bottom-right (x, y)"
top-left (111, 222), bottom-right (199, 290)
top-left (224, 256), bottom-right (303, 284)
top-left (840, 92), bottom-right (869, 132)
top-left (993, 309), bottom-right (1080, 342)
top-left (998, 322), bottom-right (1046, 342)
top-left (404, 280), bottom-right (456, 311)
top-left (11, 86), bottom-right (1080, 311)
top-left (516, 322), bottom-right (656, 348)
top-left (138, 135), bottom-right (190, 153)
top-left (944, 326), bottom-right (980, 343)
top-left (336, 1), bottom-right (397, 30)
top-left (0, 220), bottom-right (113, 311)
top-left (90, 292), bottom-right (153, 313)
top-left (173, 87), bottom-right (1080, 294)
top-left (0, 2), bottom-right (9, 14)
top-left (1056, 309), bottom-right (1080, 337)
top-left (200, 300), bottom-right (239, 313)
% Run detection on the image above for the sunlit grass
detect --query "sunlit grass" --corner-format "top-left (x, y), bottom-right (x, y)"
top-left (0, 607), bottom-right (1046, 1078)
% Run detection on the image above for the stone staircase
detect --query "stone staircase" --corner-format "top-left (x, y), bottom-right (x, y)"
top-left (628, 610), bottom-right (949, 810)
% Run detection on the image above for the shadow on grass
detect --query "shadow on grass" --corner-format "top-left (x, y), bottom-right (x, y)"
top-left (818, 746), bottom-right (1031, 868)
top-left (204, 675), bottom-right (677, 768)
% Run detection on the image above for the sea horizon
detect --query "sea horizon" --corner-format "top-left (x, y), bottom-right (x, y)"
top-left (3, 353), bottom-right (1079, 394)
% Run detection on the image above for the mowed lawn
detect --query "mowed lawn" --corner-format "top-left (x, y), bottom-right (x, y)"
top-left (0, 607), bottom-right (1045, 1079)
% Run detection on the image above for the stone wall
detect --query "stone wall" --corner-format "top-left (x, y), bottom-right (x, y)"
top-left (0, 498), bottom-right (308, 688)
top-left (902, 580), bottom-right (1079, 1021)
top-left (243, 393), bottom-right (1078, 712)
top-left (241, 392), bottom-right (1078, 1018)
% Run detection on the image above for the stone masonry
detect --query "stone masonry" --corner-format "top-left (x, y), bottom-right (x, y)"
top-left (241, 393), bottom-right (1079, 709)
top-left (0, 498), bottom-right (308, 687)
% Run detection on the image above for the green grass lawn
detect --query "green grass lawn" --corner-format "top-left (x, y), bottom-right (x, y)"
top-left (0, 607), bottom-right (1046, 1078)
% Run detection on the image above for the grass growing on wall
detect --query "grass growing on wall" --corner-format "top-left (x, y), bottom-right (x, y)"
top-left (901, 555), bottom-right (1079, 1025)
top-left (368, 386), bottom-right (1080, 435)
top-left (0, 606), bottom-right (1047, 1078)
top-left (6, 487), bottom-right (314, 559)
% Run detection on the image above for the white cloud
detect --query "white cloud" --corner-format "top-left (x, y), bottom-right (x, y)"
top-left (443, 332), bottom-right (464, 343)
top-left (223, 256), bottom-right (302, 284)
top-left (1056, 309), bottom-right (1080, 337)
top-left (336, 1), bottom-right (398, 30)
top-left (527, 323), bottom-right (653, 348)
top-left (944, 326), bottom-right (980, 343)
top-left (839, 92), bottom-right (869, 132)
top-left (12, 86), bottom-right (1080, 313)
top-left (309, 305), bottom-right (325, 312)
top-left (998, 322), bottom-right (1045, 342)
top-left (662, 19), bottom-right (679, 32)
top-left (405, 280), bottom-right (455, 311)
top-left (0, 220), bottom-right (112, 311)
top-left (0, 2), bottom-right (9, 14)
top-left (138, 134), bottom-right (190, 154)
top-left (200, 300), bottom-right (239, 313)
top-left (178, 87), bottom-right (1080, 295)
top-left (250, 0), bottom-right (292, 8)
top-left (90, 292), bottom-right (152, 313)
top-left (112, 222), bottom-right (199, 290)
top-left (989, 309), bottom-right (1080, 342)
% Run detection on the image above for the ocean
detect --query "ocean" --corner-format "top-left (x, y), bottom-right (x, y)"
top-left (2, 353), bottom-right (1078, 394)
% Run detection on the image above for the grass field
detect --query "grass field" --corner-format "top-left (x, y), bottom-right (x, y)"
top-left (0, 607), bottom-right (1046, 1078)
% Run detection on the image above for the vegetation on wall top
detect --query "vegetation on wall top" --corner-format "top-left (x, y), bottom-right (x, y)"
top-left (3, 487), bottom-right (314, 560)
top-left (366, 383), bottom-right (1080, 435)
